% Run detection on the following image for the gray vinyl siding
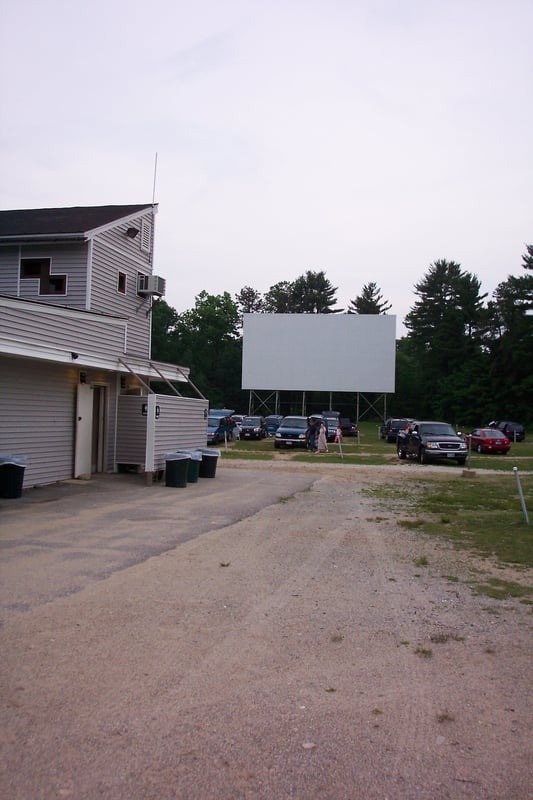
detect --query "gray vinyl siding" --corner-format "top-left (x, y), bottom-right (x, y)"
top-left (115, 394), bottom-right (209, 471)
top-left (0, 357), bottom-right (120, 487)
top-left (116, 395), bottom-right (148, 466)
top-left (0, 355), bottom-right (78, 487)
top-left (0, 300), bottom-right (127, 360)
top-left (0, 247), bottom-right (19, 294)
top-left (17, 243), bottom-right (88, 307)
top-left (153, 395), bottom-right (209, 470)
top-left (90, 216), bottom-right (153, 358)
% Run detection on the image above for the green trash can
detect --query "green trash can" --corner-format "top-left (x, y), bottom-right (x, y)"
top-left (177, 450), bottom-right (202, 483)
top-left (198, 448), bottom-right (220, 478)
top-left (0, 454), bottom-right (27, 499)
top-left (165, 453), bottom-right (190, 488)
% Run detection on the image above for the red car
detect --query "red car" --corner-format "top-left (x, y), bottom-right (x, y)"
top-left (466, 428), bottom-right (511, 454)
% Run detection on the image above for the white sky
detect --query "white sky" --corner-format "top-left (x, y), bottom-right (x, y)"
top-left (1, 0), bottom-right (531, 336)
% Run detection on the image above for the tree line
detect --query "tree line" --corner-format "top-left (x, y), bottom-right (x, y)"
top-left (151, 248), bottom-right (533, 426)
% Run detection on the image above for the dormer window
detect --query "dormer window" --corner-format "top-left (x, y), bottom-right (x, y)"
top-left (140, 219), bottom-right (152, 253)
top-left (20, 258), bottom-right (66, 295)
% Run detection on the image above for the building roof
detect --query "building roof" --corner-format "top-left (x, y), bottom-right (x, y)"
top-left (0, 204), bottom-right (155, 240)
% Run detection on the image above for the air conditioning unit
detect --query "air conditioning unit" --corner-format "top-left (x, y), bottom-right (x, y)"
top-left (137, 274), bottom-right (166, 297)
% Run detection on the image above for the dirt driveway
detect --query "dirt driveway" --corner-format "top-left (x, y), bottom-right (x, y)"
top-left (1, 460), bottom-right (531, 799)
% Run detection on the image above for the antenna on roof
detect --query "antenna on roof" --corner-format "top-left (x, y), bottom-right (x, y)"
top-left (152, 152), bottom-right (158, 206)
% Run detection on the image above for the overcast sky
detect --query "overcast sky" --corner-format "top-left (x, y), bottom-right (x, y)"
top-left (1, 0), bottom-right (531, 335)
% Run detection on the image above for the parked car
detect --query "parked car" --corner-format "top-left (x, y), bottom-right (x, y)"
top-left (339, 417), bottom-right (358, 437)
top-left (488, 421), bottom-right (525, 442)
top-left (240, 415), bottom-right (266, 440)
top-left (207, 414), bottom-right (234, 444)
top-left (274, 416), bottom-right (309, 449)
top-left (397, 421), bottom-right (467, 464)
top-left (380, 417), bottom-right (412, 443)
top-left (264, 415), bottom-right (283, 437)
top-left (466, 428), bottom-right (511, 454)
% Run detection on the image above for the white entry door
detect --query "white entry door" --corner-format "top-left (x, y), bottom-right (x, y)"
top-left (74, 382), bottom-right (93, 478)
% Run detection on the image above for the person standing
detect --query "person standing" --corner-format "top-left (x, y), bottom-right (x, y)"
top-left (307, 418), bottom-right (317, 452)
top-left (317, 421), bottom-right (328, 453)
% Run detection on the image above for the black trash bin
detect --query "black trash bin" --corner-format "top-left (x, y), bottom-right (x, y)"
top-left (165, 453), bottom-right (190, 488)
top-left (0, 454), bottom-right (27, 499)
top-left (198, 448), bottom-right (220, 478)
top-left (177, 450), bottom-right (203, 483)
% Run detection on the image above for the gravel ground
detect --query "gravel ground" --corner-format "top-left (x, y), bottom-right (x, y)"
top-left (0, 460), bottom-right (531, 799)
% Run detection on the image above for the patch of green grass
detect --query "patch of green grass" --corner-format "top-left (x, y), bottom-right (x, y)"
top-left (414, 556), bottom-right (429, 567)
top-left (414, 647), bottom-right (433, 658)
top-left (372, 473), bottom-right (533, 569)
top-left (398, 519), bottom-right (426, 529)
top-left (472, 577), bottom-right (533, 601)
top-left (221, 450), bottom-right (274, 461)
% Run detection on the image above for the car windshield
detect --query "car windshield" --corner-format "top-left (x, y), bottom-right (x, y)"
top-left (391, 419), bottom-right (408, 428)
top-left (243, 417), bottom-right (260, 425)
top-left (282, 418), bottom-right (307, 429)
top-left (486, 430), bottom-right (506, 439)
top-left (419, 423), bottom-right (456, 436)
top-left (208, 417), bottom-right (221, 426)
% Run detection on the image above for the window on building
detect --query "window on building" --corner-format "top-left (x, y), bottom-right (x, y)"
top-left (20, 258), bottom-right (66, 295)
top-left (117, 271), bottom-right (126, 294)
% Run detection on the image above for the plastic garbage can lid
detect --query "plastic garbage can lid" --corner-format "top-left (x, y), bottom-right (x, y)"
top-left (177, 450), bottom-right (203, 461)
top-left (164, 453), bottom-right (189, 461)
top-left (0, 454), bottom-right (28, 466)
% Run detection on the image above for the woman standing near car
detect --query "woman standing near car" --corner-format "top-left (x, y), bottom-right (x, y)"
top-left (317, 422), bottom-right (328, 453)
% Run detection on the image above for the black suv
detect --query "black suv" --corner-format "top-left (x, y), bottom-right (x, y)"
top-left (380, 418), bottom-right (411, 443)
top-left (240, 416), bottom-right (266, 440)
top-left (488, 421), bottom-right (525, 442)
top-left (397, 421), bottom-right (467, 464)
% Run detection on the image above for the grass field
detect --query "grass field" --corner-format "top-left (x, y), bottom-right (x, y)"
top-left (221, 420), bottom-right (533, 472)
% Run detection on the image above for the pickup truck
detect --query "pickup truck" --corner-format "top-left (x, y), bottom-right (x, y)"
top-left (396, 421), bottom-right (467, 465)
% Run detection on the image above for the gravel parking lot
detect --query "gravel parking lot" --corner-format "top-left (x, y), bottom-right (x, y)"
top-left (1, 460), bottom-right (531, 799)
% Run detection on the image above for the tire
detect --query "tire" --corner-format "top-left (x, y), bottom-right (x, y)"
top-left (457, 458), bottom-right (466, 466)
top-left (274, 443), bottom-right (280, 449)
top-left (397, 446), bottom-right (406, 460)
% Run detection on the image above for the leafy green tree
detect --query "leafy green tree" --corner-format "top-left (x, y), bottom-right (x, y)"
top-left (484, 273), bottom-right (533, 421)
top-left (347, 282), bottom-right (391, 314)
top-left (263, 281), bottom-right (294, 313)
top-left (522, 243), bottom-right (533, 270)
top-left (235, 286), bottom-right (264, 316)
top-left (403, 259), bottom-right (487, 420)
top-left (174, 291), bottom-right (243, 407)
top-left (150, 298), bottom-right (179, 363)
top-left (290, 270), bottom-right (340, 313)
